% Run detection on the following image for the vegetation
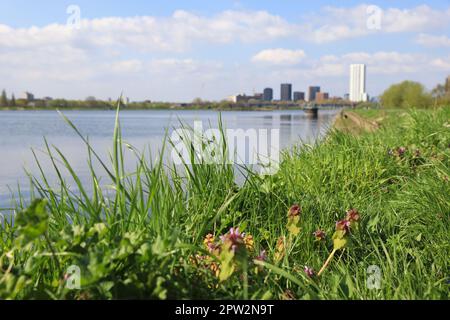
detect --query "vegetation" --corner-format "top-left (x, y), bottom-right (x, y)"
top-left (381, 81), bottom-right (433, 109)
top-left (0, 104), bottom-right (448, 300)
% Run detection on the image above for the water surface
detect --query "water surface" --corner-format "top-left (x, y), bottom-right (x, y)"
top-left (0, 109), bottom-right (339, 207)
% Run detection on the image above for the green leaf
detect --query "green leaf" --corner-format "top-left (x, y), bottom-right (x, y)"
top-left (218, 243), bottom-right (235, 282)
top-left (15, 199), bottom-right (49, 244)
top-left (332, 230), bottom-right (348, 250)
top-left (287, 216), bottom-right (300, 236)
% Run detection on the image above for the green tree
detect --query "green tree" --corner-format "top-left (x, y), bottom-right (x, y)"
top-left (431, 84), bottom-right (446, 98)
top-left (10, 93), bottom-right (16, 107)
top-left (0, 89), bottom-right (8, 107)
top-left (381, 81), bottom-right (432, 108)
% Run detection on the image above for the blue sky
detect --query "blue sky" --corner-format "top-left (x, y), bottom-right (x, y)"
top-left (0, 1), bottom-right (449, 101)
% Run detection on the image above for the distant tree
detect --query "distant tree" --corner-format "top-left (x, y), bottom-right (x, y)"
top-left (192, 97), bottom-right (203, 105)
top-left (380, 81), bottom-right (432, 108)
top-left (0, 89), bottom-right (8, 107)
top-left (431, 84), bottom-right (446, 98)
top-left (10, 93), bottom-right (16, 107)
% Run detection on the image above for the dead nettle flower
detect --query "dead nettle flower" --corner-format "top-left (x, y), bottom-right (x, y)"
top-left (203, 233), bottom-right (219, 254)
top-left (304, 266), bottom-right (316, 278)
top-left (346, 208), bottom-right (360, 222)
top-left (288, 205), bottom-right (301, 218)
top-left (243, 234), bottom-right (255, 251)
top-left (220, 227), bottom-right (245, 253)
top-left (335, 219), bottom-right (351, 234)
top-left (313, 229), bottom-right (326, 241)
top-left (318, 209), bottom-right (362, 277)
top-left (345, 208), bottom-right (361, 229)
top-left (255, 250), bottom-right (267, 262)
top-left (414, 149), bottom-right (421, 157)
top-left (397, 146), bottom-right (407, 157)
top-left (287, 205), bottom-right (302, 236)
top-left (274, 236), bottom-right (286, 262)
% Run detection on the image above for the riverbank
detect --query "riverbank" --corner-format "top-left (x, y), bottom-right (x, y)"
top-left (0, 106), bottom-right (448, 300)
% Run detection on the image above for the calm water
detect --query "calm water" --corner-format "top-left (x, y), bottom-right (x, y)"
top-left (0, 109), bottom-right (339, 207)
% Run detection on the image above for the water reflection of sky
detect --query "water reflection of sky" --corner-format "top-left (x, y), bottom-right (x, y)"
top-left (0, 109), bottom-right (339, 207)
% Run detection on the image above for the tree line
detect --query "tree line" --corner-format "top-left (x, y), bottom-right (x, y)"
top-left (380, 78), bottom-right (450, 108)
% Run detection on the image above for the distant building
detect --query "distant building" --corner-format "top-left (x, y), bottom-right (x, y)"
top-left (293, 91), bottom-right (305, 102)
top-left (43, 97), bottom-right (53, 101)
top-left (253, 93), bottom-right (263, 101)
top-left (344, 93), bottom-right (350, 100)
top-left (316, 92), bottom-right (329, 102)
top-left (85, 96), bottom-right (96, 102)
top-left (308, 86), bottom-right (320, 102)
top-left (446, 76), bottom-right (450, 94)
top-left (280, 83), bottom-right (292, 101)
top-left (21, 92), bottom-right (34, 102)
top-left (349, 64), bottom-right (368, 102)
top-left (263, 88), bottom-right (273, 101)
top-left (227, 94), bottom-right (258, 103)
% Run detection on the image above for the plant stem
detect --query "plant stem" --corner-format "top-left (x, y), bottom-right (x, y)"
top-left (44, 232), bottom-right (62, 275)
top-left (318, 248), bottom-right (337, 276)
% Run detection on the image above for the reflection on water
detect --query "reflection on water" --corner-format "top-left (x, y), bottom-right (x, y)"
top-left (0, 109), bottom-right (340, 206)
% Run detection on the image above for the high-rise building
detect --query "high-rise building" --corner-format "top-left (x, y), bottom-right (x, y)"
top-left (293, 92), bottom-right (305, 101)
top-left (21, 92), bottom-right (34, 102)
top-left (263, 88), bottom-right (273, 101)
top-left (308, 86), bottom-right (320, 101)
top-left (316, 92), bottom-right (329, 102)
top-left (349, 64), bottom-right (368, 102)
top-left (280, 84), bottom-right (292, 101)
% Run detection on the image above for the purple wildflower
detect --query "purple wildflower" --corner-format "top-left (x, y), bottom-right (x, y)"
top-left (304, 266), bottom-right (315, 278)
top-left (255, 250), bottom-right (267, 262)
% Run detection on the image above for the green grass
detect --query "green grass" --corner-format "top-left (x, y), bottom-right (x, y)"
top-left (0, 106), bottom-right (448, 300)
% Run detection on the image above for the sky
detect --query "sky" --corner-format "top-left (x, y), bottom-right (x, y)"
top-left (0, 0), bottom-right (449, 102)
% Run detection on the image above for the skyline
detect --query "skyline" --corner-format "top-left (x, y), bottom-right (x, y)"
top-left (0, 1), bottom-right (449, 102)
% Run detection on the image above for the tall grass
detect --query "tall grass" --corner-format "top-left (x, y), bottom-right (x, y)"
top-left (0, 105), bottom-right (448, 300)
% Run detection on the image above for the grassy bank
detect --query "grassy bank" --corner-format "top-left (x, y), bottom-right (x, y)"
top-left (0, 106), bottom-right (448, 300)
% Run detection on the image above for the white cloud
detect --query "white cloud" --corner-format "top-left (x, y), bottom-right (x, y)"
top-left (304, 5), bottom-right (450, 43)
top-left (430, 56), bottom-right (450, 70)
top-left (1, 6), bottom-right (450, 100)
top-left (110, 60), bottom-right (143, 73)
top-left (416, 33), bottom-right (450, 47)
top-left (252, 49), bottom-right (306, 65)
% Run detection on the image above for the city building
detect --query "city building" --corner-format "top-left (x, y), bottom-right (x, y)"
top-left (253, 93), bottom-right (263, 101)
top-left (280, 83), bottom-right (292, 101)
top-left (349, 64), bottom-right (368, 102)
top-left (316, 92), bottom-right (329, 102)
top-left (263, 88), bottom-right (273, 101)
top-left (227, 93), bottom-right (262, 103)
top-left (293, 91), bottom-right (305, 102)
top-left (344, 93), bottom-right (350, 100)
top-left (21, 92), bottom-right (34, 102)
top-left (85, 96), bottom-right (96, 102)
top-left (308, 86), bottom-right (320, 101)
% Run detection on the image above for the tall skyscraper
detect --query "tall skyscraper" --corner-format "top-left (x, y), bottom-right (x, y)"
top-left (308, 86), bottom-right (320, 101)
top-left (280, 84), bottom-right (292, 101)
top-left (293, 91), bottom-right (305, 101)
top-left (349, 64), bottom-right (368, 102)
top-left (263, 88), bottom-right (273, 101)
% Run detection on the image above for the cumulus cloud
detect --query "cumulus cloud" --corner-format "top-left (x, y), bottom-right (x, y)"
top-left (1, 5), bottom-right (449, 100)
top-left (304, 4), bottom-right (450, 43)
top-left (252, 49), bottom-right (306, 65)
top-left (416, 33), bottom-right (450, 47)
